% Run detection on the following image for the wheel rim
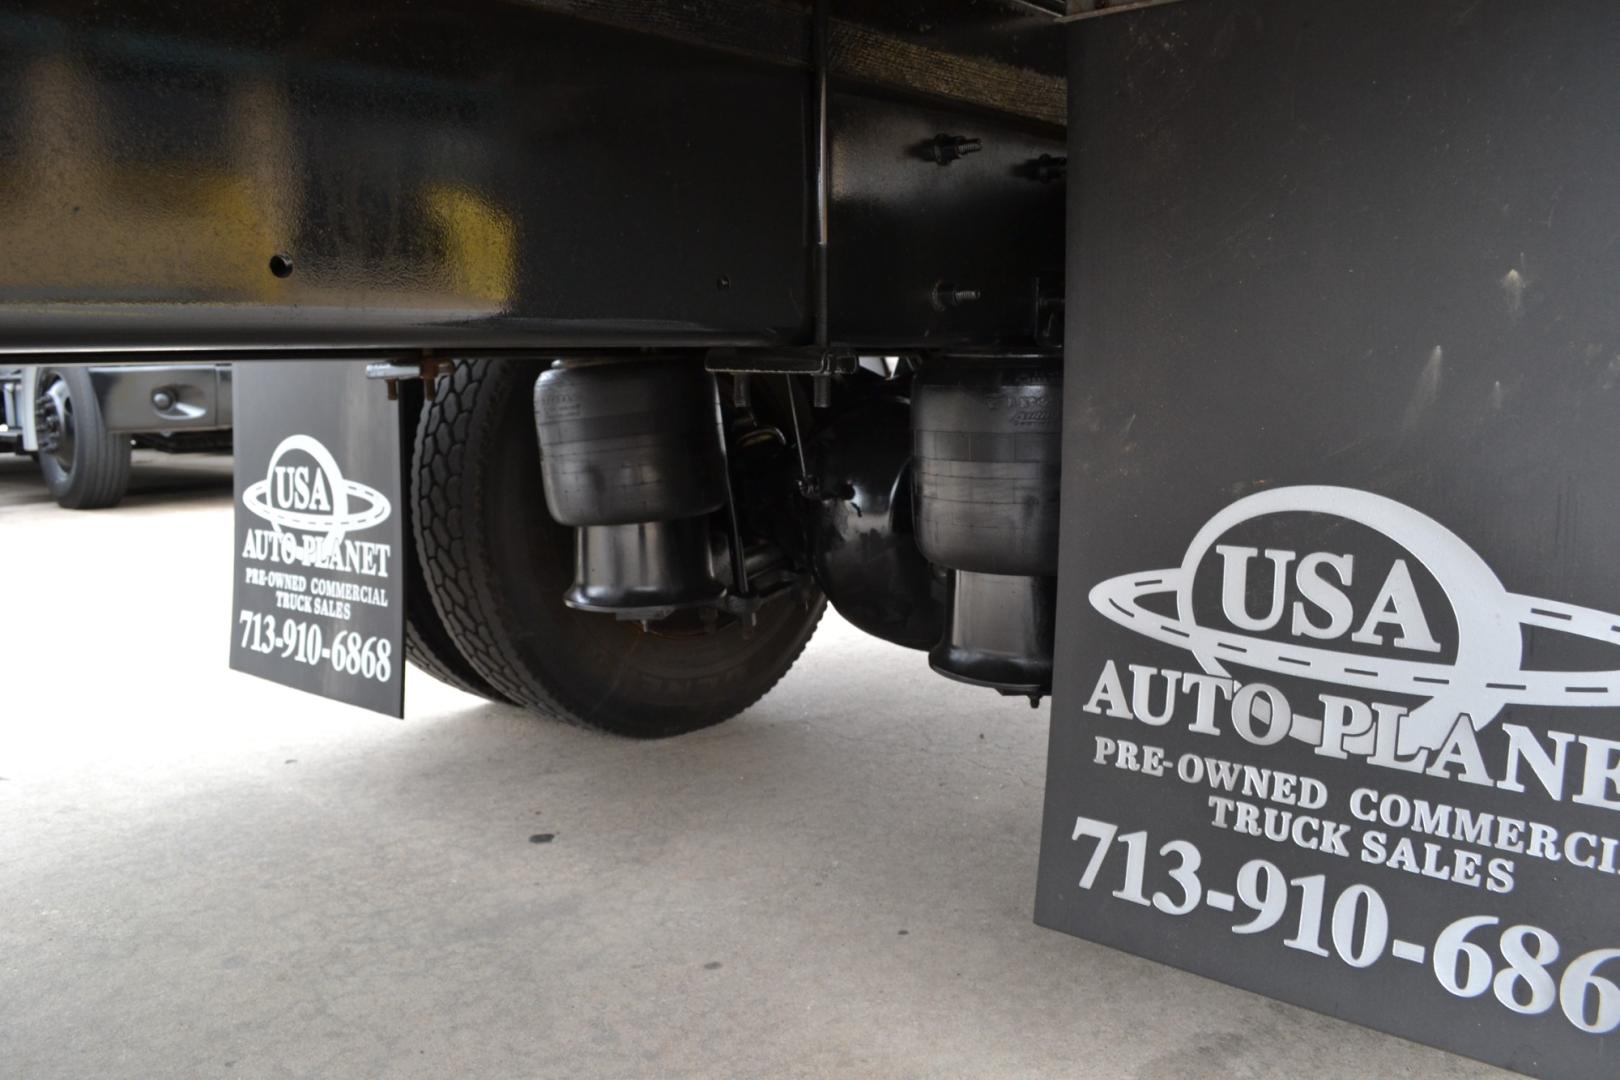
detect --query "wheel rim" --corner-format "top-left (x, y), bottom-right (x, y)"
top-left (34, 371), bottom-right (76, 473)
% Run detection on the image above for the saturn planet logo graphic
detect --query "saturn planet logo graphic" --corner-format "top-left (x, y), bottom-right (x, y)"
top-left (242, 434), bottom-right (392, 566)
top-left (1089, 486), bottom-right (1620, 754)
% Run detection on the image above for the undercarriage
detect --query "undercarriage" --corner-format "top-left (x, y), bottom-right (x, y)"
top-left (2, 0), bottom-right (1072, 724)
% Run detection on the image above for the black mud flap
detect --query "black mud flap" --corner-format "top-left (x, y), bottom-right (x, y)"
top-left (230, 361), bottom-right (405, 717)
top-left (1036, 3), bottom-right (1620, 1078)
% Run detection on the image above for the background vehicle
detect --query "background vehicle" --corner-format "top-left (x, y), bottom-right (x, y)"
top-left (0, 364), bottom-right (233, 508)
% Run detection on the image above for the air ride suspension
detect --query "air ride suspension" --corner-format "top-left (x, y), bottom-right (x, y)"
top-left (912, 355), bottom-right (1063, 702)
top-left (533, 357), bottom-right (728, 619)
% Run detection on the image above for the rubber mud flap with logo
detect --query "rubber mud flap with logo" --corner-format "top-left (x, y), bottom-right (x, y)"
top-left (1037, 3), bottom-right (1620, 1078)
top-left (230, 361), bottom-right (404, 717)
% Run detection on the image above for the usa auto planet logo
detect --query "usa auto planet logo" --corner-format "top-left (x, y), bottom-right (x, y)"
top-left (242, 434), bottom-right (391, 566)
top-left (1084, 486), bottom-right (1620, 766)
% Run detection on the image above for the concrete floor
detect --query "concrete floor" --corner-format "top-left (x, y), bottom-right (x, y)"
top-left (0, 451), bottom-right (1512, 1079)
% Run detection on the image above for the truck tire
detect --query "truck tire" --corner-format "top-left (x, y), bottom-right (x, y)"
top-left (393, 382), bottom-right (512, 704)
top-left (404, 518), bottom-right (515, 703)
top-left (413, 358), bottom-right (824, 737)
top-left (36, 367), bottom-right (131, 509)
top-left (403, 471), bottom-right (512, 704)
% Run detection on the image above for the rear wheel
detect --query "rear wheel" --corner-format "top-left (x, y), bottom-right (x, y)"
top-left (413, 358), bottom-right (824, 737)
top-left (36, 367), bottom-right (131, 510)
top-left (401, 382), bottom-right (511, 704)
top-left (403, 509), bottom-right (513, 704)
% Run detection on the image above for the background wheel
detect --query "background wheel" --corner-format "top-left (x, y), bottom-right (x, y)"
top-left (35, 367), bottom-right (131, 509)
top-left (414, 358), bottom-right (824, 738)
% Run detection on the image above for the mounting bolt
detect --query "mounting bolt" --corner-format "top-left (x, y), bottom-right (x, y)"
top-left (932, 282), bottom-right (982, 311)
top-left (1030, 154), bottom-right (1068, 183)
top-left (151, 388), bottom-right (175, 410)
top-left (927, 134), bottom-right (983, 165)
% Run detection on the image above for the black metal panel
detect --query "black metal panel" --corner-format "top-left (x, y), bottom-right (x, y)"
top-left (1038, 2), bottom-right (1620, 1077)
top-left (828, 87), bottom-right (1064, 347)
top-left (0, 0), bottom-right (1069, 355)
top-left (0, 1), bottom-right (812, 351)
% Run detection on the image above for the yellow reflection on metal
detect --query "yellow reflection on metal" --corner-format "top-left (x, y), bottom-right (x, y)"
top-left (423, 184), bottom-right (516, 305)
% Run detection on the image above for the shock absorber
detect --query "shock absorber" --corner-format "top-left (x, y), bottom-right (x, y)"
top-left (533, 356), bottom-right (728, 619)
top-left (911, 353), bottom-right (1063, 701)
